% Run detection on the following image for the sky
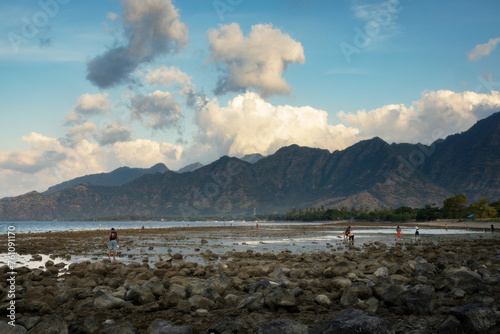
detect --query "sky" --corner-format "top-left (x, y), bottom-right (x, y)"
top-left (1, 0), bottom-right (500, 199)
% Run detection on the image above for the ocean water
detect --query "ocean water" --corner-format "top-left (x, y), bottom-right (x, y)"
top-left (0, 220), bottom-right (270, 234)
top-left (0, 220), bottom-right (489, 235)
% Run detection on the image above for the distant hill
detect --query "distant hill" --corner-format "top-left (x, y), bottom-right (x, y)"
top-left (240, 153), bottom-right (265, 164)
top-left (176, 162), bottom-right (204, 173)
top-left (43, 163), bottom-right (169, 194)
top-left (1, 111), bottom-right (499, 220)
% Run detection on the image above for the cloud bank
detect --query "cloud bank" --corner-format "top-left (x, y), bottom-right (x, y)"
top-left (191, 92), bottom-right (359, 160)
top-left (338, 90), bottom-right (500, 144)
top-left (86, 0), bottom-right (188, 88)
top-left (207, 23), bottom-right (305, 97)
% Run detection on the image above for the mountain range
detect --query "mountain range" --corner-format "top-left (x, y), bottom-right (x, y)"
top-left (43, 163), bottom-right (169, 194)
top-left (1, 111), bottom-right (499, 221)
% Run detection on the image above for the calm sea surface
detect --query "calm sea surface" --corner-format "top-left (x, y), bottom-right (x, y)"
top-left (0, 220), bottom-right (326, 234)
top-left (0, 220), bottom-right (491, 235)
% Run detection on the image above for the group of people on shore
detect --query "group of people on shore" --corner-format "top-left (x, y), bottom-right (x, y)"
top-left (344, 225), bottom-right (421, 241)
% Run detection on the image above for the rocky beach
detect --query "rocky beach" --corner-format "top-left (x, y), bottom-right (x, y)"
top-left (1, 222), bottom-right (500, 333)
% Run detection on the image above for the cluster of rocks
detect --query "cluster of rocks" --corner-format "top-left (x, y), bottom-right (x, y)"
top-left (1, 237), bottom-right (500, 333)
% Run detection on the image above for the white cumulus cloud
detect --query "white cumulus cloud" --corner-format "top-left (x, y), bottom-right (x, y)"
top-left (207, 23), bottom-right (305, 97)
top-left (146, 65), bottom-right (192, 87)
top-left (468, 37), bottom-right (500, 61)
top-left (190, 92), bottom-right (359, 160)
top-left (72, 93), bottom-right (112, 117)
top-left (113, 139), bottom-right (183, 167)
top-left (145, 65), bottom-right (196, 105)
top-left (339, 90), bottom-right (500, 144)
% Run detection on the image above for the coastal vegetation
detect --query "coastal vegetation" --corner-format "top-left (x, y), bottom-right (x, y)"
top-left (284, 195), bottom-right (500, 222)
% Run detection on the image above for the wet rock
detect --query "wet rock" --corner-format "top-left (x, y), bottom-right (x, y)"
top-left (0, 321), bottom-right (27, 333)
top-left (188, 295), bottom-right (214, 310)
top-left (449, 269), bottom-right (484, 294)
top-left (359, 258), bottom-right (382, 274)
top-left (67, 316), bottom-right (101, 334)
top-left (136, 302), bottom-right (160, 312)
top-left (379, 284), bottom-right (407, 306)
top-left (176, 300), bottom-right (191, 314)
top-left (146, 319), bottom-right (191, 334)
top-left (448, 288), bottom-right (466, 299)
top-left (192, 275), bottom-right (229, 296)
top-left (258, 319), bottom-right (308, 334)
top-left (27, 314), bottom-right (68, 334)
top-left (435, 302), bottom-right (500, 334)
top-left (16, 316), bottom-right (42, 331)
top-left (155, 261), bottom-right (173, 269)
top-left (101, 321), bottom-right (136, 334)
top-left (206, 315), bottom-right (245, 334)
top-left (173, 253), bottom-right (183, 260)
top-left (399, 284), bottom-right (435, 315)
top-left (290, 268), bottom-right (306, 279)
top-left (331, 262), bottom-right (351, 277)
top-left (434, 315), bottom-right (462, 334)
top-left (414, 262), bottom-right (438, 279)
top-left (340, 290), bottom-right (359, 308)
top-left (224, 294), bottom-right (239, 307)
top-left (94, 291), bottom-right (127, 309)
top-left (31, 254), bottom-right (43, 261)
top-left (195, 309), bottom-right (209, 317)
top-left (267, 287), bottom-right (297, 309)
top-left (373, 267), bottom-right (389, 278)
top-left (344, 281), bottom-right (373, 300)
top-left (125, 285), bottom-right (156, 305)
top-left (236, 293), bottom-right (265, 311)
top-left (144, 281), bottom-right (166, 298)
top-left (364, 296), bottom-right (379, 313)
top-left (269, 268), bottom-right (292, 288)
top-left (313, 308), bottom-right (394, 334)
top-left (249, 279), bottom-right (273, 294)
top-left (169, 283), bottom-right (188, 298)
top-left (315, 294), bottom-right (331, 307)
top-left (331, 277), bottom-right (351, 289)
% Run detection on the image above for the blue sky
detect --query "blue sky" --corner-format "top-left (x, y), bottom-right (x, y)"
top-left (1, 0), bottom-right (499, 198)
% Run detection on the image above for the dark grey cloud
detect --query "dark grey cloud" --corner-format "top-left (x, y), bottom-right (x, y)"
top-left (98, 122), bottom-right (133, 146)
top-left (86, 0), bottom-right (188, 89)
top-left (131, 90), bottom-right (182, 130)
top-left (0, 150), bottom-right (66, 174)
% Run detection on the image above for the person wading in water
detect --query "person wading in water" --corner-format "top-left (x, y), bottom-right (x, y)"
top-left (108, 228), bottom-right (119, 261)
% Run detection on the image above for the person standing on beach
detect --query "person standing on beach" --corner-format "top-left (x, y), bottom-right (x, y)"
top-left (415, 227), bottom-right (419, 241)
top-left (396, 226), bottom-right (402, 238)
top-left (108, 228), bottom-right (119, 261)
top-left (445, 224), bottom-right (448, 231)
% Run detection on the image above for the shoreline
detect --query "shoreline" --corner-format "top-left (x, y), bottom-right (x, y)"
top-left (1, 219), bottom-right (496, 236)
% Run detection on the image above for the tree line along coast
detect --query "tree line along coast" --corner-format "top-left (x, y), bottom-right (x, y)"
top-left (283, 195), bottom-right (500, 223)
